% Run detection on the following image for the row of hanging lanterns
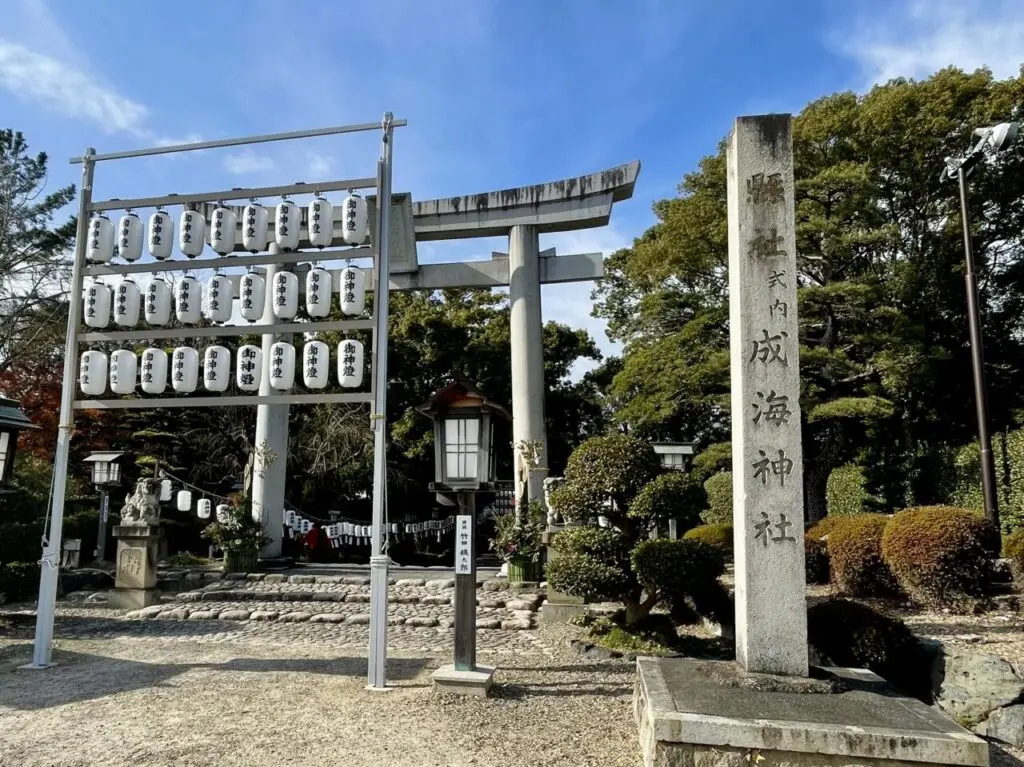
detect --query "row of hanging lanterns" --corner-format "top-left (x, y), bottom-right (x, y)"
top-left (83, 266), bottom-right (366, 329)
top-left (78, 340), bottom-right (365, 396)
top-left (281, 510), bottom-right (457, 546)
top-left (85, 194), bottom-right (370, 263)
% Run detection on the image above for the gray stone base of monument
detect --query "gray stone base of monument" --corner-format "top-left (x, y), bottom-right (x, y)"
top-left (635, 657), bottom-right (989, 767)
top-left (431, 664), bottom-right (496, 697)
top-left (540, 525), bottom-right (586, 624)
top-left (110, 525), bottom-right (163, 611)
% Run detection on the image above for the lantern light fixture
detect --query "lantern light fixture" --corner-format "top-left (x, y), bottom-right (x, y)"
top-left (0, 398), bottom-right (38, 486)
top-left (82, 451), bottom-right (125, 488)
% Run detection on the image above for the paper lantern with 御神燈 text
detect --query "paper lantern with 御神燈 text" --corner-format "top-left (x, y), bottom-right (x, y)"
top-left (86, 214), bottom-right (114, 262)
top-left (171, 346), bottom-right (200, 393)
top-left (269, 341), bottom-right (295, 390)
top-left (175, 276), bottom-right (202, 324)
top-left (204, 274), bottom-right (233, 323)
top-left (117, 212), bottom-right (144, 262)
top-left (109, 349), bottom-right (137, 395)
top-left (149, 209), bottom-right (173, 260)
top-left (139, 348), bottom-right (168, 394)
top-left (197, 498), bottom-right (212, 519)
top-left (341, 193), bottom-right (368, 246)
top-left (308, 196), bottom-right (333, 248)
top-left (235, 344), bottom-right (262, 392)
top-left (303, 341), bottom-right (329, 389)
top-left (242, 202), bottom-right (269, 253)
top-left (337, 339), bottom-right (364, 388)
top-left (275, 199), bottom-right (300, 251)
top-left (159, 478), bottom-right (173, 502)
top-left (210, 206), bottom-right (237, 255)
top-left (240, 270), bottom-right (265, 322)
top-left (305, 266), bottom-right (331, 318)
top-left (79, 350), bottom-right (107, 396)
top-left (179, 208), bottom-right (205, 258)
top-left (177, 490), bottom-right (192, 512)
top-left (84, 281), bottom-right (111, 328)
top-left (203, 345), bottom-right (230, 393)
top-left (272, 270), bottom-right (299, 320)
top-left (144, 278), bottom-right (172, 325)
top-left (113, 279), bottom-right (141, 327)
top-left (338, 266), bottom-right (365, 315)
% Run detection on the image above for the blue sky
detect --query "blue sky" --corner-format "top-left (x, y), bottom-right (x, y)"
top-left (3, 0), bottom-right (1023, 375)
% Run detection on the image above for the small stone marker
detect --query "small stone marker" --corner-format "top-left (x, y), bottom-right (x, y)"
top-left (727, 114), bottom-right (808, 677)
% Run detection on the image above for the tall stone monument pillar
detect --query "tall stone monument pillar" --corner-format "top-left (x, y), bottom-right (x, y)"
top-left (727, 115), bottom-right (808, 677)
top-left (508, 224), bottom-right (549, 505)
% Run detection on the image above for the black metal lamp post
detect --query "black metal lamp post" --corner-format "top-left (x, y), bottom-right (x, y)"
top-left (83, 451), bottom-right (125, 561)
top-left (416, 377), bottom-right (510, 674)
top-left (0, 397), bottom-right (38, 486)
top-left (941, 122), bottom-right (1019, 531)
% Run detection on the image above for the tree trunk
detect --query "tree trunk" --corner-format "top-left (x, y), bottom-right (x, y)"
top-left (803, 424), bottom-right (843, 525)
top-left (623, 592), bottom-right (659, 626)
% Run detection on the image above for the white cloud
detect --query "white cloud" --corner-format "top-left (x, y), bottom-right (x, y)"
top-left (223, 150), bottom-right (276, 175)
top-left (0, 40), bottom-right (149, 135)
top-left (832, 0), bottom-right (1024, 87)
top-left (306, 152), bottom-right (334, 177)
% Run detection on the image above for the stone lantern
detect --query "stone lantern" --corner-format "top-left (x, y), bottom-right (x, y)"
top-left (0, 397), bottom-right (38, 486)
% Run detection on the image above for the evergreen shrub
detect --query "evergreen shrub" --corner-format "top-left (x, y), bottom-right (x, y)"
top-left (683, 524), bottom-right (733, 562)
top-left (826, 514), bottom-right (900, 597)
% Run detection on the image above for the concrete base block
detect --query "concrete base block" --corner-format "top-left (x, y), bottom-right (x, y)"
top-left (431, 664), bottom-right (496, 698)
top-left (108, 588), bottom-right (162, 609)
top-left (540, 601), bottom-right (585, 623)
top-left (635, 657), bottom-right (989, 767)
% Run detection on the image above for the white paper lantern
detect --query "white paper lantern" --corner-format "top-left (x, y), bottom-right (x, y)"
top-left (197, 498), bottom-right (212, 519)
top-left (179, 208), bottom-right (205, 258)
top-left (275, 199), bottom-right (300, 251)
top-left (113, 279), bottom-right (141, 327)
top-left (204, 274), bottom-right (233, 323)
top-left (308, 196), bottom-right (334, 248)
top-left (148, 209), bottom-right (174, 260)
top-left (144, 278), bottom-right (172, 325)
top-left (216, 503), bottom-right (230, 523)
top-left (171, 346), bottom-right (200, 393)
top-left (140, 348), bottom-right (168, 394)
top-left (109, 349), bottom-right (137, 395)
top-left (337, 339), bottom-right (364, 388)
top-left (269, 341), bottom-right (296, 390)
top-left (285, 510), bottom-right (297, 527)
top-left (236, 344), bottom-right (262, 392)
top-left (79, 350), bottom-right (107, 396)
top-left (177, 490), bottom-right (192, 512)
top-left (203, 345), bottom-right (231, 393)
top-left (240, 270), bottom-right (265, 322)
top-left (300, 518), bottom-right (312, 534)
top-left (242, 202), bottom-right (269, 253)
top-left (159, 478), bottom-right (173, 502)
top-left (305, 266), bottom-right (332, 318)
top-left (86, 214), bottom-right (115, 262)
top-left (210, 206), bottom-right (237, 255)
top-left (272, 270), bottom-right (299, 319)
top-left (342, 193), bottom-right (368, 245)
top-left (117, 212), bottom-right (144, 262)
top-left (339, 266), bottom-right (366, 315)
top-left (303, 341), bottom-right (329, 389)
top-left (83, 281), bottom-right (111, 328)
top-left (175, 276), bottom-right (202, 324)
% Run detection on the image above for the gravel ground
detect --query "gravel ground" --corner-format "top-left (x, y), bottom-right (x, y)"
top-left (0, 623), bottom-right (639, 767)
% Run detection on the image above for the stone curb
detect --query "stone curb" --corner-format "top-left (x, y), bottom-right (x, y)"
top-left (160, 571), bottom-right (548, 592)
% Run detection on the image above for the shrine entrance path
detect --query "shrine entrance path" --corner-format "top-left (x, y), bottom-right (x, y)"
top-left (0, 623), bottom-right (640, 767)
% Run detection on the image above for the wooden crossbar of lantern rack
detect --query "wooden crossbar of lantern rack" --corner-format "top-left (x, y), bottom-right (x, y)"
top-left (73, 173), bottom-right (393, 411)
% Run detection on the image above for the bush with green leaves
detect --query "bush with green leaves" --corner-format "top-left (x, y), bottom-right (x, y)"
top-left (881, 506), bottom-right (1000, 610)
top-left (683, 523), bottom-right (733, 563)
top-left (826, 464), bottom-right (875, 516)
top-left (630, 471), bottom-right (706, 535)
top-left (1004, 529), bottom-right (1024, 584)
top-left (826, 514), bottom-right (900, 598)
top-left (201, 494), bottom-right (269, 553)
top-left (700, 471), bottom-right (732, 525)
top-left (942, 430), bottom-right (1024, 533)
top-left (0, 562), bottom-right (40, 605)
top-left (805, 536), bottom-right (830, 585)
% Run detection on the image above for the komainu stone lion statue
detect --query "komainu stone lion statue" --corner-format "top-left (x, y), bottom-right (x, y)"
top-left (543, 476), bottom-right (565, 526)
top-left (120, 478), bottom-right (161, 526)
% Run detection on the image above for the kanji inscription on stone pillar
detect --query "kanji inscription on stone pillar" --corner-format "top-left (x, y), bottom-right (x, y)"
top-left (727, 114), bottom-right (808, 677)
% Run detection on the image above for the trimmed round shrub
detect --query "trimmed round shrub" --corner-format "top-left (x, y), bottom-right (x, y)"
top-left (701, 471), bottom-right (732, 525)
top-left (630, 471), bottom-right (706, 533)
top-left (1004, 529), bottom-right (1024, 585)
top-left (881, 506), bottom-right (1000, 609)
top-left (805, 536), bottom-right (830, 585)
top-left (546, 526), bottom-right (633, 604)
top-left (807, 599), bottom-right (932, 702)
top-left (683, 524), bottom-right (733, 563)
top-left (806, 516), bottom-right (842, 540)
top-left (826, 463), bottom-right (872, 517)
top-left (633, 538), bottom-right (731, 626)
top-left (826, 514), bottom-right (900, 597)
top-left (561, 434), bottom-right (662, 514)
top-left (0, 561), bottom-right (41, 605)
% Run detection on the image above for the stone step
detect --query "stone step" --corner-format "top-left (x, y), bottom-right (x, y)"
top-left (172, 586), bottom-right (544, 611)
top-left (158, 570), bottom-right (545, 593)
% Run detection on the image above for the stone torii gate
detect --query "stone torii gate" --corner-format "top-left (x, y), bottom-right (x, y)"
top-left (253, 161), bottom-right (640, 555)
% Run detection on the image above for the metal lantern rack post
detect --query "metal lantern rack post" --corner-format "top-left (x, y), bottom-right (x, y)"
top-left (29, 115), bottom-right (404, 692)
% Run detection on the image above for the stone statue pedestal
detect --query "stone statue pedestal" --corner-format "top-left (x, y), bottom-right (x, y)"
top-left (540, 524), bottom-right (585, 623)
top-left (110, 524), bottom-right (163, 609)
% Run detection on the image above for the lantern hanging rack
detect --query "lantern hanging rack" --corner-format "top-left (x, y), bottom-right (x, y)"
top-left (79, 317), bottom-right (374, 344)
top-left (72, 391), bottom-right (373, 410)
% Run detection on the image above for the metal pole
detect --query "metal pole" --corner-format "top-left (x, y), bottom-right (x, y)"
top-left (367, 113), bottom-right (395, 691)
top-left (95, 488), bottom-right (109, 562)
top-left (30, 147), bottom-right (95, 668)
top-left (958, 166), bottom-right (1001, 529)
top-left (454, 492), bottom-right (477, 672)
